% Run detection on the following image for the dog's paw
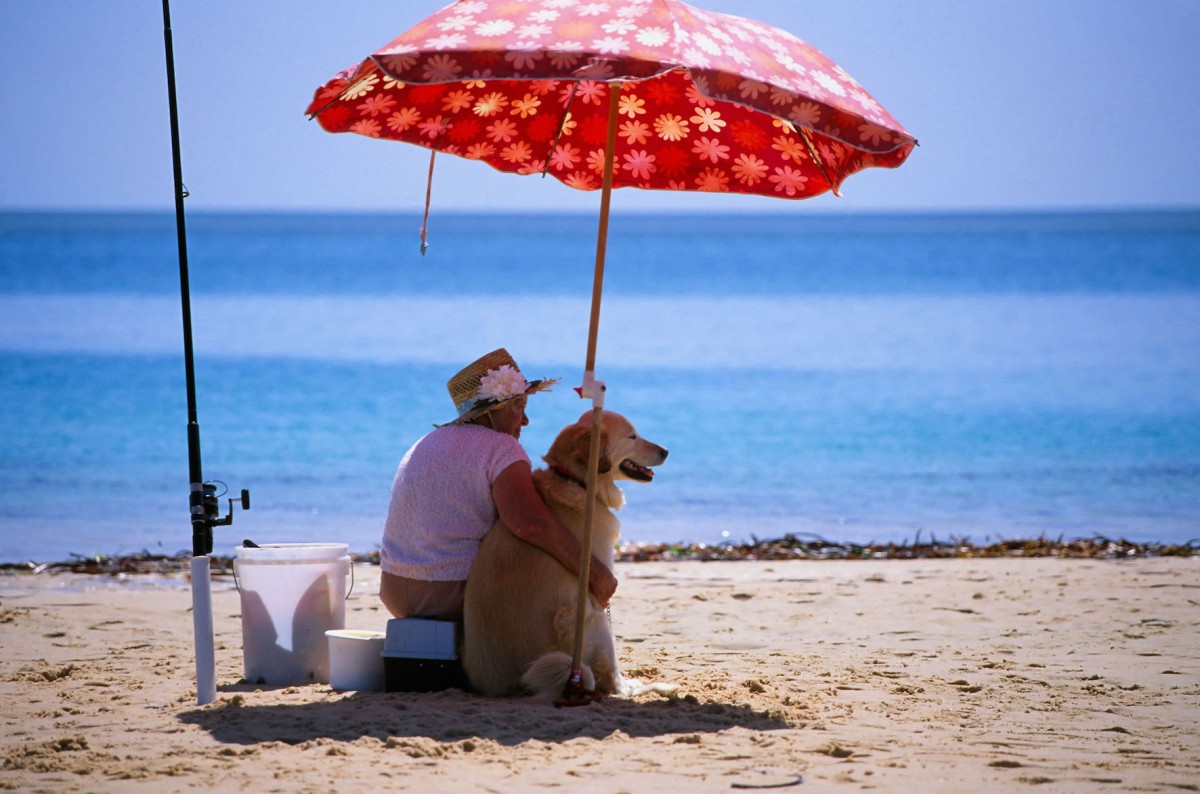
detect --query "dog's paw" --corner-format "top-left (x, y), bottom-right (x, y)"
top-left (615, 675), bottom-right (678, 699)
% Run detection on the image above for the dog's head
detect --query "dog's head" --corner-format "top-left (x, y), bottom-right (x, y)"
top-left (543, 410), bottom-right (668, 495)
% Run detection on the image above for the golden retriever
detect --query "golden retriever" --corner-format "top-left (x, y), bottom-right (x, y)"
top-left (462, 410), bottom-right (668, 700)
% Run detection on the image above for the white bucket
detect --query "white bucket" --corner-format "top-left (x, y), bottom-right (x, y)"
top-left (234, 543), bottom-right (350, 685)
top-left (326, 630), bottom-right (386, 691)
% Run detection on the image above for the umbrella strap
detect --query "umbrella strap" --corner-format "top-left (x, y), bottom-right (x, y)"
top-left (420, 149), bottom-right (436, 255)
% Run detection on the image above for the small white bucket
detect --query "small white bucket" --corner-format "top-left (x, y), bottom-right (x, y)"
top-left (234, 543), bottom-right (351, 685)
top-left (326, 630), bottom-right (386, 691)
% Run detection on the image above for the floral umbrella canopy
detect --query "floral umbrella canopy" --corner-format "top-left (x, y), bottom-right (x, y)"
top-left (307, 0), bottom-right (915, 703)
top-left (307, 0), bottom-right (914, 202)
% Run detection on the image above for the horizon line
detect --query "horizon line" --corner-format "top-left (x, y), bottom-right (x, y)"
top-left (3, 204), bottom-right (1199, 218)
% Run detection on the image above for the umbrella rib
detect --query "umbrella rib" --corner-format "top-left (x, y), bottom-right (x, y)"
top-left (307, 62), bottom-right (382, 121)
top-left (799, 127), bottom-right (840, 197)
top-left (541, 81), bottom-right (578, 179)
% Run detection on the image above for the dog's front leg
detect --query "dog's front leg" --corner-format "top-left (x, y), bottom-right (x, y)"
top-left (583, 606), bottom-right (623, 694)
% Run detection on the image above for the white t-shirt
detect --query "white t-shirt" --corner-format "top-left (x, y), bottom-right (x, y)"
top-left (380, 423), bottom-right (530, 581)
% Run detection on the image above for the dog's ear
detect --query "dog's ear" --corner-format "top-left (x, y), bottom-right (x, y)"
top-left (547, 424), bottom-right (588, 468)
top-left (560, 423), bottom-right (611, 474)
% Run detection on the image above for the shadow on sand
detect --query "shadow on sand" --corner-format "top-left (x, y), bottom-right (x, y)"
top-left (178, 686), bottom-right (790, 747)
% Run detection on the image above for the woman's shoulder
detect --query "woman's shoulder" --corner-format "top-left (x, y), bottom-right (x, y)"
top-left (429, 423), bottom-right (522, 451)
top-left (433, 424), bottom-right (529, 473)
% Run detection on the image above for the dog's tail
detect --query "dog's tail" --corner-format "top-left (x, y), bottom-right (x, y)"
top-left (520, 651), bottom-right (596, 701)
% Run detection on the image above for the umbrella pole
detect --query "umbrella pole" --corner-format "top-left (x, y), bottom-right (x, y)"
top-left (162, 0), bottom-right (216, 706)
top-left (562, 86), bottom-right (620, 705)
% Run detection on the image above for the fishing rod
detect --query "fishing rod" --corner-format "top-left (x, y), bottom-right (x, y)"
top-left (162, 0), bottom-right (249, 706)
top-left (161, 0), bottom-right (249, 550)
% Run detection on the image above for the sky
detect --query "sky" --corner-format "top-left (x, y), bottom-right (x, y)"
top-left (2, 0), bottom-right (1199, 215)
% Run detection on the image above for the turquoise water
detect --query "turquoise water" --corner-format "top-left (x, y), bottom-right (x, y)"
top-left (1, 210), bottom-right (1198, 561)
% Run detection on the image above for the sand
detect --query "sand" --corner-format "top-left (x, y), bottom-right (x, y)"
top-left (1, 557), bottom-right (1197, 793)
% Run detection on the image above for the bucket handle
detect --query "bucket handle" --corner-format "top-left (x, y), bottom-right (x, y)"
top-left (231, 558), bottom-right (356, 601)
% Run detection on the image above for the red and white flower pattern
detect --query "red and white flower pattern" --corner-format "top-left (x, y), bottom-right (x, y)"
top-left (307, 0), bottom-right (915, 199)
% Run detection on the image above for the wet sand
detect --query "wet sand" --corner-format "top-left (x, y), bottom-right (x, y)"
top-left (2, 557), bottom-right (1197, 792)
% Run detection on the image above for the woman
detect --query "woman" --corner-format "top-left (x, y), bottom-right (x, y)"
top-left (379, 349), bottom-right (618, 621)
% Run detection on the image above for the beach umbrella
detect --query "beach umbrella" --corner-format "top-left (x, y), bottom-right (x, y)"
top-left (306, 0), bottom-right (915, 703)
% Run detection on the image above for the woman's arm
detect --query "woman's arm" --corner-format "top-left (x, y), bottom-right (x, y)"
top-left (491, 460), bottom-right (618, 608)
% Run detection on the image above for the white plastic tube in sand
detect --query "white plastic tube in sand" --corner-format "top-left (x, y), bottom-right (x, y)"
top-left (191, 556), bottom-right (217, 705)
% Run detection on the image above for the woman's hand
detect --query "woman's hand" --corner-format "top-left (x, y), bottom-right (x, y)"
top-left (588, 558), bottom-right (618, 608)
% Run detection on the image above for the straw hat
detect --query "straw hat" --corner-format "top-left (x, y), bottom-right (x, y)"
top-left (439, 349), bottom-right (558, 426)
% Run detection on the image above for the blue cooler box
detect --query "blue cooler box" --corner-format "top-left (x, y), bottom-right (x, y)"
top-left (382, 618), bottom-right (466, 692)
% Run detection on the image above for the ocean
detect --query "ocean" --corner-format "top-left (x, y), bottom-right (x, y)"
top-left (1, 210), bottom-right (1198, 563)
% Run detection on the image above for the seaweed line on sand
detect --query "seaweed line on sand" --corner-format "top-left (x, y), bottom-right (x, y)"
top-left (2, 532), bottom-right (1196, 578)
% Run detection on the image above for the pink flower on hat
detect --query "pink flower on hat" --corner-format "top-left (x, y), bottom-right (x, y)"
top-left (478, 365), bottom-right (528, 402)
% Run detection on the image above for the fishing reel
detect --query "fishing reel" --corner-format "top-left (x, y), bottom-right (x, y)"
top-left (202, 480), bottom-right (250, 528)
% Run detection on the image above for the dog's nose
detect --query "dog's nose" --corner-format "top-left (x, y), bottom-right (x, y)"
top-left (658, 445), bottom-right (669, 461)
